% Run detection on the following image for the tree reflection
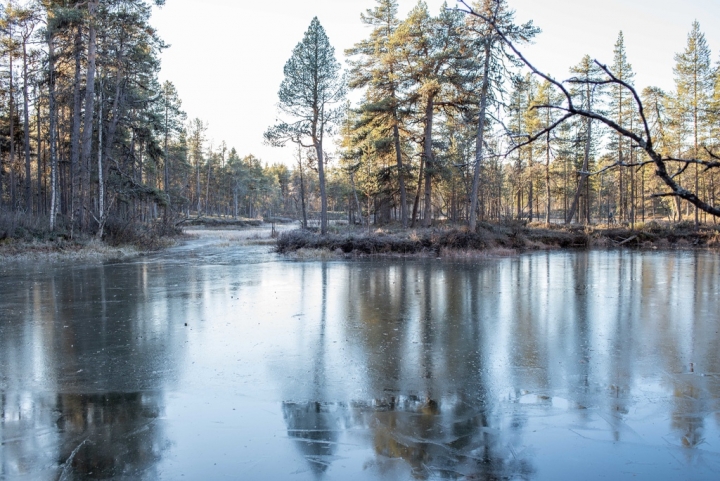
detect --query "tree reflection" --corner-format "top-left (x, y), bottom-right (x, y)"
top-left (55, 392), bottom-right (166, 479)
top-left (0, 260), bottom-right (177, 479)
top-left (282, 394), bottom-right (534, 480)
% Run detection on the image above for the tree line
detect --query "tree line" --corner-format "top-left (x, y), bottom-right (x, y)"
top-left (337, 0), bottom-right (720, 233)
top-left (0, 0), bottom-right (305, 239)
top-left (3, 0), bottom-right (720, 240)
top-left (267, 0), bottom-right (720, 234)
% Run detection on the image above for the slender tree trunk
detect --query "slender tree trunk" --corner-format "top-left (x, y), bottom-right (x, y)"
top-left (528, 174), bottom-right (533, 222)
top-left (469, 41), bottom-right (492, 231)
top-left (422, 95), bottom-right (435, 228)
top-left (694, 108), bottom-right (699, 228)
top-left (545, 131), bottom-right (551, 225)
top-left (567, 119), bottom-right (592, 224)
top-left (315, 137), bottom-right (328, 235)
top-left (36, 85), bottom-right (42, 213)
top-left (393, 121), bottom-right (408, 228)
top-left (298, 150), bottom-right (308, 229)
top-left (205, 157), bottom-right (211, 216)
top-left (9, 54), bottom-right (15, 210)
top-left (97, 82), bottom-right (105, 239)
top-left (48, 32), bottom-right (58, 231)
top-left (22, 40), bottom-right (32, 213)
top-left (80, 0), bottom-right (99, 232)
top-left (411, 154), bottom-right (424, 228)
top-left (196, 155), bottom-right (201, 213)
top-left (164, 96), bottom-right (170, 220)
top-left (70, 24), bottom-right (83, 228)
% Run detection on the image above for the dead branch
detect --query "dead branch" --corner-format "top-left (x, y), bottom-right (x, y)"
top-left (457, 0), bottom-right (720, 218)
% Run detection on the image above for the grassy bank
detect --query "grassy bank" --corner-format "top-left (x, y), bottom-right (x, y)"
top-left (276, 221), bottom-right (720, 258)
top-left (0, 212), bottom-right (182, 263)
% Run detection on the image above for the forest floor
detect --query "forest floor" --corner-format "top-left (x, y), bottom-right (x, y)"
top-left (276, 220), bottom-right (720, 259)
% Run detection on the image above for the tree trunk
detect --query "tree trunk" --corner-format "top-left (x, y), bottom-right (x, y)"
top-left (70, 24), bottom-right (83, 228)
top-left (164, 94), bottom-right (170, 220)
top-left (545, 131), bottom-right (551, 225)
top-left (528, 174), bottom-right (533, 222)
top-left (349, 169), bottom-right (363, 227)
top-left (298, 152), bottom-right (308, 229)
top-left (97, 82), bottom-right (105, 239)
top-left (315, 139), bottom-right (328, 235)
top-left (422, 95), bottom-right (435, 228)
top-left (411, 153), bottom-right (424, 228)
top-left (393, 120), bottom-right (408, 228)
top-left (196, 156), bottom-right (201, 213)
top-left (567, 119), bottom-right (593, 224)
top-left (80, 0), bottom-right (99, 232)
top-left (48, 32), bottom-right (58, 231)
top-left (36, 85), bottom-right (42, 213)
top-left (9, 54), bottom-right (15, 210)
top-left (22, 39), bottom-right (32, 213)
top-left (205, 157), bottom-right (211, 216)
top-left (469, 41), bottom-right (492, 231)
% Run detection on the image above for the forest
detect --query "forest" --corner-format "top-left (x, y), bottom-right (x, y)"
top-left (1, 0), bottom-right (720, 246)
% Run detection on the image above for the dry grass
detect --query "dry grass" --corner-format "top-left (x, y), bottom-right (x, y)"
top-left (184, 226), bottom-right (291, 247)
top-left (0, 238), bottom-right (139, 263)
top-left (439, 247), bottom-right (518, 259)
top-left (276, 221), bottom-right (720, 257)
top-left (287, 248), bottom-right (342, 260)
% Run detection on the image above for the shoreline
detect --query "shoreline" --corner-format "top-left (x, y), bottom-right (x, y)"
top-left (0, 238), bottom-right (145, 263)
top-left (276, 222), bottom-right (720, 259)
top-left (0, 223), bottom-right (289, 263)
top-left (3, 221), bottom-right (718, 263)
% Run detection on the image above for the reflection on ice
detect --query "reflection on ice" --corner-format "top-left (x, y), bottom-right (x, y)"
top-left (1, 243), bottom-right (720, 480)
top-left (284, 394), bottom-right (535, 480)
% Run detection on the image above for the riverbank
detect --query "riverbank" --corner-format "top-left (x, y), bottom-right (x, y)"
top-left (0, 238), bottom-right (142, 263)
top-left (0, 222), bottom-right (290, 263)
top-left (276, 221), bottom-right (720, 258)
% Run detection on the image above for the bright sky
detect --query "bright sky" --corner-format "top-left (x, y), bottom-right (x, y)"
top-left (151, 0), bottom-right (720, 166)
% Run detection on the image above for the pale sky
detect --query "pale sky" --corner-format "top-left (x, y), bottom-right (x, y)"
top-left (151, 0), bottom-right (720, 166)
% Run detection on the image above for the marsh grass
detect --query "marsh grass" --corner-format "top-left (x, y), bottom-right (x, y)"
top-left (277, 221), bottom-right (720, 257)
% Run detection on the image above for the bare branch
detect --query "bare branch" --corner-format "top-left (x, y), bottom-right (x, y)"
top-left (507, 113), bottom-right (574, 153)
top-left (593, 61), bottom-right (652, 145)
top-left (664, 156), bottom-right (720, 171)
top-left (457, 0), bottom-right (720, 218)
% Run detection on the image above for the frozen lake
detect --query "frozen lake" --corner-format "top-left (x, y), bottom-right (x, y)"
top-left (1, 232), bottom-right (719, 480)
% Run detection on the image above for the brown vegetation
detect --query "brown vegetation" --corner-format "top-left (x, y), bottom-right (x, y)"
top-left (0, 211), bottom-right (181, 262)
top-left (276, 221), bottom-right (720, 257)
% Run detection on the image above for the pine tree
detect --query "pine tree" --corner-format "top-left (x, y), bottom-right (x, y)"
top-left (346, 0), bottom-right (410, 227)
top-left (464, 0), bottom-right (538, 230)
top-left (674, 20), bottom-right (713, 227)
top-left (608, 32), bottom-right (636, 223)
top-left (264, 17), bottom-right (345, 235)
top-left (160, 81), bottom-right (185, 214)
top-left (392, 2), bottom-right (469, 227)
top-left (530, 80), bottom-right (563, 224)
top-left (566, 55), bottom-right (604, 224)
